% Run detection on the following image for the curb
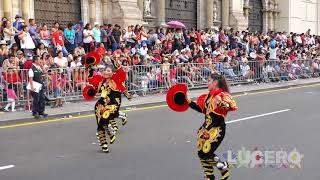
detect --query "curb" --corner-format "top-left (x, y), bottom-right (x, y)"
top-left (0, 81), bottom-right (319, 126)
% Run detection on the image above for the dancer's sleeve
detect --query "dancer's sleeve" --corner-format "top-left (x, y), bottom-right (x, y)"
top-left (188, 99), bottom-right (203, 113)
top-left (111, 56), bottom-right (121, 70)
top-left (123, 90), bottom-right (132, 100)
top-left (217, 93), bottom-right (238, 111)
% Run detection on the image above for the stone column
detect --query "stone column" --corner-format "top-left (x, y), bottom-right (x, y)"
top-left (222, 0), bottom-right (230, 28)
top-left (207, 0), bottom-right (214, 28)
top-left (112, 0), bottom-right (142, 28)
top-left (156, 0), bottom-right (166, 26)
top-left (262, 10), bottom-right (269, 33)
top-left (273, 11), bottom-right (278, 31)
top-left (101, 0), bottom-right (108, 24)
top-left (3, 0), bottom-right (12, 20)
top-left (137, 0), bottom-right (144, 11)
top-left (89, 0), bottom-right (96, 23)
top-left (22, 0), bottom-right (30, 21)
top-left (268, 11), bottom-right (274, 31)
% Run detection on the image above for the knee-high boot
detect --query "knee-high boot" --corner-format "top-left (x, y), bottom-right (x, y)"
top-left (96, 130), bottom-right (109, 153)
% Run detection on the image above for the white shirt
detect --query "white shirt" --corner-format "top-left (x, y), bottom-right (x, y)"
top-left (265, 65), bottom-right (274, 73)
top-left (21, 32), bottom-right (35, 49)
top-left (3, 28), bottom-right (15, 42)
top-left (70, 61), bottom-right (82, 68)
top-left (139, 47), bottom-right (148, 56)
top-left (269, 47), bottom-right (278, 60)
top-left (54, 57), bottom-right (68, 68)
top-left (28, 64), bottom-right (42, 78)
top-left (240, 64), bottom-right (250, 76)
top-left (83, 29), bottom-right (94, 43)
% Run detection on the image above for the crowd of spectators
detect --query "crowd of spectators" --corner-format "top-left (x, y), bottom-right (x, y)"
top-left (1, 14), bottom-right (320, 111)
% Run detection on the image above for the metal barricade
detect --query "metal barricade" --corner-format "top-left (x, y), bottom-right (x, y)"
top-left (1, 59), bottom-right (319, 110)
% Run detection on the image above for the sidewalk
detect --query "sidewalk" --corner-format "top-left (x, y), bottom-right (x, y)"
top-left (1, 78), bottom-right (319, 125)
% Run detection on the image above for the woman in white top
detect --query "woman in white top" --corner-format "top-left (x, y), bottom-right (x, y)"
top-left (83, 23), bottom-right (94, 53)
top-left (124, 26), bottom-right (137, 48)
top-left (54, 51), bottom-right (68, 68)
top-left (3, 20), bottom-right (16, 47)
top-left (18, 25), bottom-right (35, 55)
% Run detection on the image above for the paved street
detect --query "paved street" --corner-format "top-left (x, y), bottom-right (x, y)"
top-left (0, 85), bottom-right (319, 180)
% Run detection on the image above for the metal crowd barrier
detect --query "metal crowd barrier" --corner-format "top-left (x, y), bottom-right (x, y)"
top-left (0, 59), bottom-right (319, 110)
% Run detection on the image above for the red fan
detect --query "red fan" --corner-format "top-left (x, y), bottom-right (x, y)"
top-left (166, 84), bottom-right (189, 112)
top-left (84, 51), bottom-right (101, 68)
top-left (88, 74), bottom-right (104, 89)
top-left (83, 85), bottom-right (97, 101)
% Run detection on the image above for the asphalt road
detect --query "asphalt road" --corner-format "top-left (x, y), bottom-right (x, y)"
top-left (0, 85), bottom-right (320, 180)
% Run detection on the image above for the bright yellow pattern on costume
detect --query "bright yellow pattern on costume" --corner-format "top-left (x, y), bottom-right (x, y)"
top-left (95, 104), bottom-right (117, 123)
top-left (197, 127), bottom-right (222, 153)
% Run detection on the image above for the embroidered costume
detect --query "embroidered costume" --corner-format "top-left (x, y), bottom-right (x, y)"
top-left (188, 89), bottom-right (237, 180)
top-left (94, 57), bottom-right (132, 153)
top-left (83, 51), bottom-right (131, 153)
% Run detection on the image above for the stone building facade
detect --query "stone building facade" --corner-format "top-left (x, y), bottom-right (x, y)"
top-left (1, 0), bottom-right (319, 35)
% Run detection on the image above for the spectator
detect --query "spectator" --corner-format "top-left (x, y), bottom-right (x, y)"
top-left (52, 26), bottom-right (68, 56)
top-left (12, 15), bottom-right (23, 32)
top-left (54, 51), bottom-right (68, 69)
top-left (110, 24), bottom-right (121, 52)
top-left (16, 50), bottom-right (26, 69)
top-left (139, 26), bottom-right (148, 45)
top-left (18, 25), bottom-right (35, 56)
top-left (50, 69), bottom-right (63, 108)
top-left (2, 20), bottom-right (15, 47)
top-left (124, 25), bottom-right (137, 48)
top-left (28, 19), bottom-right (40, 46)
top-left (64, 22), bottom-right (76, 53)
top-left (3, 84), bottom-right (18, 112)
top-left (101, 24), bottom-right (109, 49)
top-left (36, 43), bottom-right (48, 57)
top-left (74, 21), bottom-right (84, 47)
top-left (139, 42), bottom-right (148, 61)
top-left (83, 23), bottom-right (95, 53)
top-left (39, 24), bottom-right (51, 48)
top-left (92, 23), bottom-right (101, 47)
top-left (222, 57), bottom-right (236, 78)
top-left (74, 43), bottom-right (86, 57)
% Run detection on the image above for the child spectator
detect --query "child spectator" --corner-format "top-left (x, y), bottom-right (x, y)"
top-left (4, 86), bottom-right (18, 112)
top-left (50, 69), bottom-right (63, 107)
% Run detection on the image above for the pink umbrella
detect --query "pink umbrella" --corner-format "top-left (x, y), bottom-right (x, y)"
top-left (166, 21), bottom-right (186, 29)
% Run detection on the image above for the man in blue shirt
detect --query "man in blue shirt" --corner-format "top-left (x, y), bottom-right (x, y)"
top-left (64, 23), bottom-right (76, 53)
top-left (74, 21), bottom-right (84, 47)
top-left (29, 19), bottom-right (40, 46)
top-left (13, 15), bottom-right (22, 32)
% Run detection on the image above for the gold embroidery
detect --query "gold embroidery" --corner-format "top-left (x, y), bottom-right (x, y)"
top-left (96, 104), bottom-right (117, 123)
top-left (95, 104), bottom-right (104, 124)
top-left (205, 115), bottom-right (212, 128)
top-left (108, 80), bottom-right (118, 91)
top-left (101, 105), bottom-right (117, 119)
top-left (115, 98), bottom-right (120, 105)
top-left (197, 127), bottom-right (222, 153)
top-left (101, 86), bottom-right (111, 98)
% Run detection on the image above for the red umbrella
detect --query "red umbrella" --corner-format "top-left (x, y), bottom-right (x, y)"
top-left (166, 21), bottom-right (186, 29)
